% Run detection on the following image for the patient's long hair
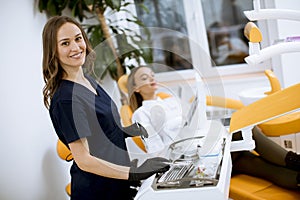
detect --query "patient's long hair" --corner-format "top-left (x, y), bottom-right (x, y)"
top-left (127, 66), bottom-right (150, 112)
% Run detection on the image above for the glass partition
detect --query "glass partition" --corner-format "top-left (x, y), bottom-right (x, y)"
top-left (134, 0), bottom-right (193, 72)
top-left (201, 0), bottom-right (253, 67)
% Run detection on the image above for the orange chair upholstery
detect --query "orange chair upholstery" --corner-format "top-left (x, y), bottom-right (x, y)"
top-left (57, 139), bottom-right (73, 161)
top-left (65, 183), bottom-right (71, 197)
top-left (230, 174), bottom-right (300, 200)
top-left (56, 140), bottom-right (72, 197)
top-left (256, 70), bottom-right (300, 137)
top-left (206, 95), bottom-right (244, 110)
top-left (120, 105), bottom-right (133, 127)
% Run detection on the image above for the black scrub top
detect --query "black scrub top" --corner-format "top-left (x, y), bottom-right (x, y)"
top-left (49, 75), bottom-right (131, 200)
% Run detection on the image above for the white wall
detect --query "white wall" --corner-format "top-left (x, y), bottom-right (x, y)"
top-left (273, 0), bottom-right (300, 87)
top-left (0, 1), bottom-right (70, 200)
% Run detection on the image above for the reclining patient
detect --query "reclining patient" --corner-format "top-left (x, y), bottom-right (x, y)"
top-left (127, 65), bottom-right (300, 190)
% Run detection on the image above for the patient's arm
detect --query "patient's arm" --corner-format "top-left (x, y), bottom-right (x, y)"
top-left (150, 105), bottom-right (166, 132)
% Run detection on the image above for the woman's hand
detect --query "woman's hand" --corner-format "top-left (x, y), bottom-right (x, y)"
top-left (128, 157), bottom-right (170, 181)
top-left (122, 122), bottom-right (149, 139)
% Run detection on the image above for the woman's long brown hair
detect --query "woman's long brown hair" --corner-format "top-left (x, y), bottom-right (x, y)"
top-left (42, 16), bottom-right (95, 109)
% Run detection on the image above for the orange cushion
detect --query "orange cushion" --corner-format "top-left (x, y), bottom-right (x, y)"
top-left (230, 174), bottom-right (300, 200)
top-left (65, 182), bottom-right (71, 196)
top-left (258, 111), bottom-right (300, 136)
top-left (56, 140), bottom-right (73, 161)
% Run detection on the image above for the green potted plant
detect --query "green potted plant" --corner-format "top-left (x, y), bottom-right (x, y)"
top-left (38, 0), bottom-right (152, 82)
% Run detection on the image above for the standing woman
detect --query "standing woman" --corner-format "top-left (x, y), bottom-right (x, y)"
top-left (41, 16), bottom-right (169, 200)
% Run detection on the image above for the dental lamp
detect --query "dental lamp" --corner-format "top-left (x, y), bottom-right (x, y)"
top-left (245, 42), bottom-right (300, 65)
top-left (244, 0), bottom-right (300, 21)
top-left (243, 0), bottom-right (300, 65)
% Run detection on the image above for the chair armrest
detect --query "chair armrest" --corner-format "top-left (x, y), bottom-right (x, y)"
top-left (264, 70), bottom-right (282, 95)
top-left (206, 96), bottom-right (244, 110)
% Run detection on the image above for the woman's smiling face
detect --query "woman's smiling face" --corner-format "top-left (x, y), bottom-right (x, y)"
top-left (56, 22), bottom-right (87, 71)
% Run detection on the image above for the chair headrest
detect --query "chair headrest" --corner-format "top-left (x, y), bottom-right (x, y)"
top-left (118, 74), bottom-right (129, 94)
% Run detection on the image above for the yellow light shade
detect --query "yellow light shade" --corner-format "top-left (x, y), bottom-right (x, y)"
top-left (244, 22), bottom-right (263, 43)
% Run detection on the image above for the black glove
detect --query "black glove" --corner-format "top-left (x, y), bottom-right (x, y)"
top-left (128, 159), bottom-right (142, 187)
top-left (128, 157), bottom-right (170, 181)
top-left (123, 122), bottom-right (148, 139)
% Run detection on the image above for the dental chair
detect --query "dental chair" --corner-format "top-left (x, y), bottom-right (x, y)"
top-left (243, 22), bottom-right (300, 138)
top-left (229, 21), bottom-right (300, 200)
top-left (56, 139), bottom-right (72, 197)
top-left (118, 72), bottom-right (300, 200)
top-left (229, 82), bottom-right (300, 200)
